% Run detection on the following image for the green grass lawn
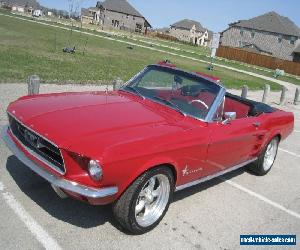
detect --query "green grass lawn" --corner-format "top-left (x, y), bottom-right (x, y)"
top-left (0, 11), bottom-right (284, 90)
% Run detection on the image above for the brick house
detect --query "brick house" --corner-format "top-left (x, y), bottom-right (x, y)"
top-left (169, 19), bottom-right (212, 47)
top-left (220, 11), bottom-right (300, 61)
top-left (82, 0), bottom-right (151, 34)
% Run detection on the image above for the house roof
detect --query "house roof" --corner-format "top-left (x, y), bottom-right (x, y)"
top-left (5, 0), bottom-right (39, 8)
top-left (171, 19), bottom-right (205, 32)
top-left (231, 11), bottom-right (300, 37)
top-left (89, 7), bottom-right (99, 12)
top-left (96, 0), bottom-right (151, 27)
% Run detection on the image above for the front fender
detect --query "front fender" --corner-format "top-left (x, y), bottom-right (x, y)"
top-left (113, 156), bottom-right (179, 200)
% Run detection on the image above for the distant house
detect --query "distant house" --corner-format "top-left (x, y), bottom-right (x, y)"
top-left (154, 27), bottom-right (170, 35)
top-left (27, 6), bottom-right (34, 14)
top-left (81, 7), bottom-right (99, 24)
top-left (293, 41), bottom-right (300, 62)
top-left (12, 5), bottom-right (24, 12)
top-left (3, 0), bottom-right (39, 14)
top-left (32, 9), bottom-right (42, 17)
top-left (81, 0), bottom-right (151, 34)
top-left (221, 11), bottom-right (300, 61)
top-left (169, 19), bottom-right (212, 47)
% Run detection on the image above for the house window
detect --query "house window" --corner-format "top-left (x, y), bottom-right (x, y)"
top-left (278, 35), bottom-right (282, 43)
top-left (240, 29), bottom-right (244, 36)
top-left (133, 17), bottom-right (135, 20)
top-left (112, 20), bottom-right (119, 27)
top-left (251, 30), bottom-right (255, 38)
top-left (238, 41), bottom-right (242, 47)
top-left (135, 23), bottom-right (142, 33)
top-left (290, 37), bottom-right (296, 45)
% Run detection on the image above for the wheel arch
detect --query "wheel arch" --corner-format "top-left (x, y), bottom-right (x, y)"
top-left (116, 160), bottom-right (179, 200)
top-left (259, 131), bottom-right (281, 156)
top-left (269, 131), bottom-right (282, 143)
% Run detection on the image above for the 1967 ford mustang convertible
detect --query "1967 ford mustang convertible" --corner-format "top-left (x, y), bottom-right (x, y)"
top-left (2, 63), bottom-right (294, 234)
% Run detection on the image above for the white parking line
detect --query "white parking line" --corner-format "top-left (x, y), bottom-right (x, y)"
top-left (223, 179), bottom-right (300, 220)
top-left (294, 130), bottom-right (300, 133)
top-left (0, 181), bottom-right (62, 250)
top-left (279, 148), bottom-right (300, 158)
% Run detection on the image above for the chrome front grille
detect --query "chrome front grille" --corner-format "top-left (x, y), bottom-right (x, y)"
top-left (8, 114), bottom-right (65, 174)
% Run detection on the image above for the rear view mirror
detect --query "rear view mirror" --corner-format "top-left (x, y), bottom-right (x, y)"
top-left (222, 112), bottom-right (236, 124)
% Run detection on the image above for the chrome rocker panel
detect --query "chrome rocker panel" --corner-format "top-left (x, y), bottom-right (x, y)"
top-left (175, 158), bottom-right (257, 191)
top-left (2, 126), bottom-right (118, 199)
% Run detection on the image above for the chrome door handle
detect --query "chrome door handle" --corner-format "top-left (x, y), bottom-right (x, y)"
top-left (253, 122), bottom-right (261, 127)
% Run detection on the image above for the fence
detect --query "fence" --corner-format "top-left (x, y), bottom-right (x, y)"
top-left (216, 46), bottom-right (300, 76)
top-left (148, 32), bottom-right (179, 42)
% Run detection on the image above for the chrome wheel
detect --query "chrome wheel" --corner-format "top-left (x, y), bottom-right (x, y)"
top-left (135, 174), bottom-right (170, 227)
top-left (263, 138), bottom-right (278, 171)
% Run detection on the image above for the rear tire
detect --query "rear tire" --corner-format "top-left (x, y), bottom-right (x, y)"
top-left (248, 136), bottom-right (279, 176)
top-left (113, 167), bottom-right (174, 234)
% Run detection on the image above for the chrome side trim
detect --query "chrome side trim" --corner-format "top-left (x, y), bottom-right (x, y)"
top-left (7, 112), bottom-right (66, 175)
top-left (2, 126), bottom-right (118, 199)
top-left (175, 158), bottom-right (257, 191)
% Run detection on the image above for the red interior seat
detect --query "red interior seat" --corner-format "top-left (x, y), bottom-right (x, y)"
top-left (224, 97), bottom-right (250, 119)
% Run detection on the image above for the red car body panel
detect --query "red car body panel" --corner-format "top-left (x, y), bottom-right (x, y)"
top-left (4, 69), bottom-right (294, 205)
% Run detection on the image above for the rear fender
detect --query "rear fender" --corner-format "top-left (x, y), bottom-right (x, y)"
top-left (260, 129), bottom-right (282, 153)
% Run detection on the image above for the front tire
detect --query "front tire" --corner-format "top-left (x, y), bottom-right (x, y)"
top-left (113, 167), bottom-right (174, 234)
top-left (248, 136), bottom-right (279, 176)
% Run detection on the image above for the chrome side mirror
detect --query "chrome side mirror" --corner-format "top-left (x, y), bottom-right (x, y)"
top-left (222, 112), bottom-right (236, 124)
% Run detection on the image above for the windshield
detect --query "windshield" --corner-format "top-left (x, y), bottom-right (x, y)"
top-left (122, 65), bottom-right (222, 120)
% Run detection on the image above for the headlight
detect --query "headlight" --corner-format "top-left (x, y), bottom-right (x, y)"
top-left (88, 160), bottom-right (103, 181)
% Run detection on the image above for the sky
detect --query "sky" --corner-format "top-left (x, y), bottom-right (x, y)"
top-left (39, 0), bottom-right (300, 32)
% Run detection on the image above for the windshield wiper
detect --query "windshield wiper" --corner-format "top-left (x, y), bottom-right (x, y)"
top-left (122, 86), bottom-right (145, 99)
top-left (151, 96), bottom-right (186, 117)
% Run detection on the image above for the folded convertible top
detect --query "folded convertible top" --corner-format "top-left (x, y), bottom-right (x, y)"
top-left (226, 93), bottom-right (275, 116)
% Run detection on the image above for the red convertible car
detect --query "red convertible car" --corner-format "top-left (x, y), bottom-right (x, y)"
top-left (2, 64), bottom-right (294, 234)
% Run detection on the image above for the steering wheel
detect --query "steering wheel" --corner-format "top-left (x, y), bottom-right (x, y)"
top-left (180, 85), bottom-right (210, 97)
top-left (188, 99), bottom-right (209, 110)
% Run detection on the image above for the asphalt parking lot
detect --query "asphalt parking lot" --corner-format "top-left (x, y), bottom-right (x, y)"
top-left (0, 84), bottom-right (299, 250)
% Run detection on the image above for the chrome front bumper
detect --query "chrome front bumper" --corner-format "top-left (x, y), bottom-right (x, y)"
top-left (1, 125), bottom-right (118, 199)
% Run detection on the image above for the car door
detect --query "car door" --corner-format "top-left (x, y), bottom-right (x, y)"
top-left (206, 116), bottom-right (263, 173)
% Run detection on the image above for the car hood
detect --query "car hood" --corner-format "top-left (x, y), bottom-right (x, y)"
top-left (8, 91), bottom-right (190, 157)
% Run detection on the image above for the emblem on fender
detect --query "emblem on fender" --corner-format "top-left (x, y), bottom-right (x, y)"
top-left (182, 165), bottom-right (203, 176)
